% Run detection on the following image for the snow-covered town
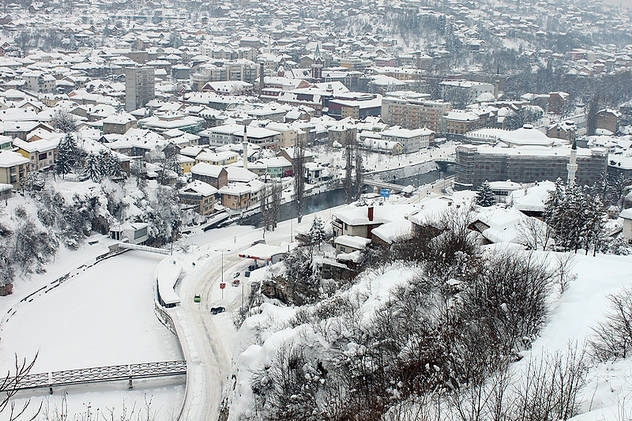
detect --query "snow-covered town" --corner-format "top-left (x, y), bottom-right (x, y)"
top-left (1, 0), bottom-right (632, 420)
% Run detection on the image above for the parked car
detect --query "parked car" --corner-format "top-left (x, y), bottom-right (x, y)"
top-left (232, 279), bottom-right (240, 287)
top-left (210, 306), bottom-right (225, 315)
top-left (194, 295), bottom-right (201, 303)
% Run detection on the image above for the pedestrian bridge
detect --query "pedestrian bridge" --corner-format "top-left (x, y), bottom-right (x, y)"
top-left (13, 360), bottom-right (186, 393)
top-left (115, 242), bottom-right (171, 255)
top-left (364, 179), bottom-right (410, 193)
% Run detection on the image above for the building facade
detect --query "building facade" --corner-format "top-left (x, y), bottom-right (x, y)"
top-left (456, 145), bottom-right (607, 189)
top-left (125, 66), bottom-right (155, 112)
top-left (382, 97), bottom-right (451, 133)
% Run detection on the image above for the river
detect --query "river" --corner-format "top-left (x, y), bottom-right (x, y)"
top-left (240, 168), bottom-right (452, 227)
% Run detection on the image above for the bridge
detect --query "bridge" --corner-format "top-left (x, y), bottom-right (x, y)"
top-left (13, 360), bottom-right (186, 393)
top-left (364, 178), bottom-right (410, 193)
top-left (115, 243), bottom-right (171, 255)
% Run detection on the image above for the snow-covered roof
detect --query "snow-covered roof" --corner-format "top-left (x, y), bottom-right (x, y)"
top-left (179, 180), bottom-right (218, 197)
top-left (620, 208), bottom-right (632, 220)
top-left (0, 150), bottom-right (29, 167)
top-left (190, 162), bottom-right (224, 178)
top-left (334, 235), bottom-right (372, 249)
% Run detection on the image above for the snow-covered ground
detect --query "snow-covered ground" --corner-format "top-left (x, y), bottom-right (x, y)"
top-left (513, 252), bottom-right (632, 420)
top-left (0, 251), bottom-right (184, 420)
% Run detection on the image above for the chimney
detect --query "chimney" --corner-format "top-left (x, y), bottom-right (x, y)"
top-left (368, 206), bottom-right (374, 222)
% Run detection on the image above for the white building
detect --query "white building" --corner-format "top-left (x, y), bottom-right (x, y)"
top-left (381, 127), bottom-right (433, 153)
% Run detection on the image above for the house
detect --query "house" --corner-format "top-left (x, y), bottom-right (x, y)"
top-left (109, 222), bottom-right (149, 245)
top-left (177, 154), bottom-right (195, 173)
top-left (249, 157), bottom-right (293, 178)
top-left (596, 109), bottom-right (621, 134)
top-left (13, 137), bottom-right (59, 171)
top-left (190, 162), bottom-right (228, 189)
top-left (0, 150), bottom-right (29, 187)
top-left (304, 162), bottom-right (327, 184)
top-left (547, 121), bottom-right (576, 142)
top-left (380, 127), bottom-right (433, 153)
top-left (332, 206), bottom-right (388, 239)
top-left (179, 180), bottom-right (217, 215)
top-left (334, 235), bottom-right (372, 254)
top-left (621, 208), bottom-right (632, 243)
top-left (196, 150), bottom-right (239, 166)
top-left (102, 112), bottom-right (137, 134)
top-left (488, 180), bottom-right (522, 204)
top-left (219, 183), bottom-right (251, 210)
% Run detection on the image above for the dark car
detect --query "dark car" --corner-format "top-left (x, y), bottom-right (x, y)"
top-left (251, 239), bottom-right (266, 246)
top-left (210, 306), bottom-right (225, 315)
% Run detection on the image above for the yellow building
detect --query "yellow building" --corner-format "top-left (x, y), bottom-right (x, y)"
top-left (178, 154), bottom-right (195, 173)
top-left (0, 150), bottom-right (29, 188)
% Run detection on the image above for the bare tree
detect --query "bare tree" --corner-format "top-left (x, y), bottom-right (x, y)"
top-left (51, 110), bottom-right (77, 134)
top-left (261, 181), bottom-right (281, 232)
top-left (590, 288), bottom-right (632, 362)
top-left (354, 144), bottom-right (363, 200)
top-left (343, 132), bottom-right (354, 204)
top-left (293, 142), bottom-right (306, 223)
top-left (554, 252), bottom-right (576, 294)
top-left (1, 354), bottom-right (41, 421)
top-left (516, 216), bottom-right (552, 251)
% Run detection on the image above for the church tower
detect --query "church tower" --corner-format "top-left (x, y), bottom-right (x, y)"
top-left (311, 44), bottom-right (323, 81)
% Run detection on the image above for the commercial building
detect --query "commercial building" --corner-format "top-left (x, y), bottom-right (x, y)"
top-left (455, 145), bottom-right (607, 189)
top-left (381, 96), bottom-right (451, 132)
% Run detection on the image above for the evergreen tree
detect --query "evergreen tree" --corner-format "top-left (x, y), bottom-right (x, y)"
top-left (83, 153), bottom-right (103, 182)
top-left (308, 216), bottom-right (326, 250)
top-left (55, 134), bottom-right (77, 178)
top-left (476, 181), bottom-right (495, 207)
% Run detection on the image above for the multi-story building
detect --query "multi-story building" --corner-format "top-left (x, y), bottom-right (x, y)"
top-left (178, 180), bottom-right (217, 216)
top-left (444, 111), bottom-right (484, 137)
top-left (0, 150), bottom-right (29, 187)
top-left (440, 80), bottom-right (494, 104)
top-left (381, 96), bottom-right (451, 133)
top-left (455, 145), bottom-right (607, 189)
top-left (125, 66), bottom-right (155, 112)
top-left (380, 127), bottom-right (433, 153)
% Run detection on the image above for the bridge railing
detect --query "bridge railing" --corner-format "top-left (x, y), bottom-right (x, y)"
top-left (12, 360), bottom-right (187, 391)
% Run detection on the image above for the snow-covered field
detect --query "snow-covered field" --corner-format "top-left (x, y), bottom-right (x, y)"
top-left (0, 251), bottom-right (184, 420)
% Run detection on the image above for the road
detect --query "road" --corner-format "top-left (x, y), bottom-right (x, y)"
top-left (174, 250), bottom-right (242, 420)
top-left (411, 175), bottom-right (456, 203)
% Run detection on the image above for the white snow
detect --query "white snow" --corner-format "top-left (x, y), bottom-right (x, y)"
top-left (0, 251), bottom-right (184, 420)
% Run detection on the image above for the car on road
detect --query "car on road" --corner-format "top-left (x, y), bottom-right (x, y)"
top-left (194, 295), bottom-right (201, 303)
top-left (251, 239), bottom-right (265, 246)
top-left (232, 279), bottom-right (240, 287)
top-left (232, 272), bottom-right (240, 278)
top-left (210, 306), bottom-right (225, 315)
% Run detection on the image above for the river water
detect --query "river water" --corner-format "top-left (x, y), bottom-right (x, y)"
top-left (240, 168), bottom-right (452, 227)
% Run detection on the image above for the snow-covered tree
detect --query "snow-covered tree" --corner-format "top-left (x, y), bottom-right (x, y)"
top-left (83, 153), bottom-right (103, 182)
top-left (476, 181), bottom-right (495, 207)
top-left (52, 109), bottom-right (77, 133)
top-left (55, 133), bottom-right (77, 178)
top-left (97, 150), bottom-right (122, 178)
top-left (308, 216), bottom-right (326, 250)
